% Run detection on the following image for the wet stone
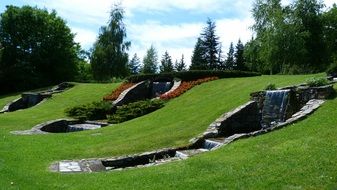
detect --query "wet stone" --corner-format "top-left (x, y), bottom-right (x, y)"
top-left (59, 161), bottom-right (82, 172)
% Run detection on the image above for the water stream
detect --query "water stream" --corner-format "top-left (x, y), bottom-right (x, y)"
top-left (261, 90), bottom-right (290, 128)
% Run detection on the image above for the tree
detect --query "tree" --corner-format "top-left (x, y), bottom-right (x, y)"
top-left (142, 45), bottom-right (158, 74)
top-left (128, 53), bottom-right (141, 75)
top-left (217, 43), bottom-right (225, 70)
top-left (323, 4), bottom-right (337, 64)
top-left (90, 4), bottom-right (130, 81)
top-left (159, 51), bottom-right (174, 73)
top-left (225, 43), bottom-right (235, 70)
top-left (0, 5), bottom-right (79, 94)
top-left (293, 0), bottom-right (326, 72)
top-left (174, 54), bottom-right (187, 72)
top-left (190, 38), bottom-right (207, 70)
top-left (234, 39), bottom-right (246, 71)
top-left (201, 18), bottom-right (221, 70)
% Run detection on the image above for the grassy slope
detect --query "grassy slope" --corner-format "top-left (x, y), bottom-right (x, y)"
top-left (0, 74), bottom-right (336, 189)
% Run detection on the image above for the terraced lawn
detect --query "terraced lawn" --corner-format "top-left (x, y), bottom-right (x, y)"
top-left (1, 74), bottom-right (336, 189)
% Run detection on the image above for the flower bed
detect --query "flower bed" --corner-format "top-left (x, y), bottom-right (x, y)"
top-left (160, 77), bottom-right (219, 100)
top-left (103, 83), bottom-right (135, 101)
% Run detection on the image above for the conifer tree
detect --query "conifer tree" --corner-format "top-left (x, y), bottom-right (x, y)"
top-left (160, 51), bottom-right (174, 73)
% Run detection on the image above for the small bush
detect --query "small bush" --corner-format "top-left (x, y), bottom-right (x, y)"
top-left (160, 77), bottom-right (219, 100)
top-left (306, 77), bottom-right (329, 87)
top-left (126, 70), bottom-right (260, 83)
top-left (65, 101), bottom-right (114, 121)
top-left (108, 99), bottom-right (164, 124)
top-left (103, 83), bottom-right (135, 101)
top-left (264, 83), bottom-right (277, 90)
top-left (326, 61), bottom-right (337, 77)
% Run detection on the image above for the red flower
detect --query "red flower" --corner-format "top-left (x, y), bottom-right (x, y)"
top-left (160, 77), bottom-right (218, 100)
top-left (103, 83), bottom-right (135, 101)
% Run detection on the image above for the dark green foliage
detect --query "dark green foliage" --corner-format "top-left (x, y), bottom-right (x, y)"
top-left (126, 70), bottom-right (261, 83)
top-left (264, 83), bottom-right (277, 90)
top-left (190, 38), bottom-right (207, 70)
top-left (160, 51), bottom-right (174, 73)
top-left (108, 99), bottom-right (164, 124)
top-left (323, 4), bottom-right (337, 66)
top-left (326, 60), bottom-right (337, 77)
top-left (190, 19), bottom-right (221, 70)
top-left (128, 53), bottom-right (141, 75)
top-left (225, 43), bottom-right (235, 70)
top-left (65, 101), bottom-right (114, 121)
top-left (201, 18), bottom-right (220, 70)
top-left (175, 54), bottom-right (187, 72)
top-left (0, 5), bottom-right (79, 94)
top-left (249, 0), bottom-right (329, 74)
top-left (142, 45), bottom-right (158, 74)
top-left (306, 77), bottom-right (329, 87)
top-left (90, 4), bottom-right (131, 81)
top-left (234, 40), bottom-right (246, 71)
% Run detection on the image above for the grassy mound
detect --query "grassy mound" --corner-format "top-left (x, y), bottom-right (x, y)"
top-left (0, 74), bottom-right (336, 189)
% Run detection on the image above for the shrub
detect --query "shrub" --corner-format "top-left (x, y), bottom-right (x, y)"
top-left (126, 70), bottom-right (260, 83)
top-left (160, 77), bottom-right (218, 100)
top-left (264, 83), bottom-right (277, 90)
top-left (326, 60), bottom-right (337, 77)
top-left (65, 101), bottom-right (114, 121)
top-left (306, 77), bottom-right (329, 87)
top-left (108, 99), bottom-right (164, 124)
top-left (103, 82), bottom-right (135, 101)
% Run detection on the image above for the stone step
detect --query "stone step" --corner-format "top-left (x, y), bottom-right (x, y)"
top-left (175, 149), bottom-right (209, 159)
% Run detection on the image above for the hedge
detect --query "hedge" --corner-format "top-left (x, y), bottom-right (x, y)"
top-left (126, 70), bottom-right (261, 83)
top-left (108, 99), bottom-right (164, 124)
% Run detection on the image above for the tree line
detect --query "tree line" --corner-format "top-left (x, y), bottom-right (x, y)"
top-left (1, 1), bottom-right (337, 94)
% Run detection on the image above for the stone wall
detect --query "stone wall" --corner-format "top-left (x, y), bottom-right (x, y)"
top-left (206, 101), bottom-right (261, 138)
top-left (113, 81), bottom-right (151, 106)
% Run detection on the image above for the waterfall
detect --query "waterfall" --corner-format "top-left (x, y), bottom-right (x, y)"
top-left (202, 139), bottom-right (222, 150)
top-left (152, 82), bottom-right (172, 97)
top-left (261, 89), bottom-right (290, 128)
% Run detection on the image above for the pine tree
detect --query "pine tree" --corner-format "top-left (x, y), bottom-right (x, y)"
top-left (190, 38), bottom-right (207, 70)
top-left (201, 18), bottom-right (220, 70)
top-left (128, 53), bottom-right (140, 75)
top-left (225, 42), bottom-right (235, 70)
top-left (142, 45), bottom-right (158, 74)
top-left (217, 43), bottom-right (225, 70)
top-left (160, 51), bottom-right (174, 73)
top-left (234, 39), bottom-right (245, 71)
top-left (174, 54), bottom-right (187, 72)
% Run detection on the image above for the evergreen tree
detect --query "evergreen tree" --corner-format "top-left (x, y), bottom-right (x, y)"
top-left (190, 38), bottom-right (207, 70)
top-left (225, 43), bottom-right (235, 70)
top-left (91, 4), bottom-right (130, 81)
top-left (128, 53), bottom-right (140, 75)
top-left (142, 45), bottom-right (158, 74)
top-left (200, 18), bottom-right (220, 70)
top-left (160, 51), bottom-right (174, 73)
top-left (175, 54), bottom-right (187, 72)
top-left (217, 43), bottom-right (225, 70)
top-left (234, 39), bottom-right (246, 71)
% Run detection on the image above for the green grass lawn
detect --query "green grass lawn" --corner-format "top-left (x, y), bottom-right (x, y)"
top-left (0, 74), bottom-right (336, 189)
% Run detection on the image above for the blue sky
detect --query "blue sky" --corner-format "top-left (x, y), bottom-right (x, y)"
top-left (0, 0), bottom-right (335, 65)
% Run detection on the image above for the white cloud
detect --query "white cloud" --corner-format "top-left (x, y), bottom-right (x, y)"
top-left (17, 0), bottom-right (335, 67)
top-left (72, 27), bottom-right (98, 49)
top-left (127, 17), bottom-right (254, 67)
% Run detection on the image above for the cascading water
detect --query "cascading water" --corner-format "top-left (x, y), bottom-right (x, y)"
top-left (152, 82), bottom-right (172, 97)
top-left (261, 89), bottom-right (290, 128)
